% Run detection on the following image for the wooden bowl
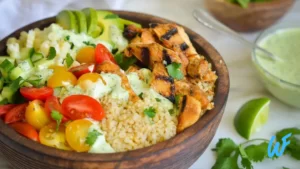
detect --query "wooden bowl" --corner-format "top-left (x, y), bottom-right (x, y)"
top-left (205, 0), bottom-right (295, 32)
top-left (0, 10), bottom-right (229, 169)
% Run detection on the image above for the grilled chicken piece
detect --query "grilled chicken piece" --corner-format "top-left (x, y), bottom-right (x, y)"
top-left (95, 61), bottom-right (139, 102)
top-left (174, 80), bottom-right (209, 110)
top-left (125, 43), bottom-right (185, 73)
top-left (150, 63), bottom-right (175, 102)
top-left (140, 29), bottom-right (156, 43)
top-left (151, 23), bottom-right (197, 57)
top-left (187, 55), bottom-right (210, 79)
top-left (123, 24), bottom-right (142, 40)
top-left (177, 95), bottom-right (203, 133)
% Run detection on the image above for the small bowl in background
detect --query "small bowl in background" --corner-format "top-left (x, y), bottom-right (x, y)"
top-left (252, 21), bottom-right (300, 108)
top-left (204, 0), bottom-right (295, 32)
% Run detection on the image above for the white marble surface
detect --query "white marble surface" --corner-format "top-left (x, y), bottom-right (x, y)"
top-left (0, 0), bottom-right (299, 168)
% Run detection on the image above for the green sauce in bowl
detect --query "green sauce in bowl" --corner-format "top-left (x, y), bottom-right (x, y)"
top-left (252, 24), bottom-right (300, 108)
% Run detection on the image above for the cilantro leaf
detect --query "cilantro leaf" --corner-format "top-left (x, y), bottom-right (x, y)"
top-left (70, 42), bottom-right (74, 49)
top-left (166, 62), bottom-right (183, 80)
top-left (83, 41), bottom-right (96, 47)
top-left (212, 151), bottom-right (239, 169)
top-left (155, 98), bottom-right (161, 102)
top-left (114, 53), bottom-right (137, 70)
top-left (214, 138), bottom-right (238, 158)
top-left (168, 109), bottom-right (174, 115)
top-left (64, 35), bottom-right (70, 41)
top-left (65, 53), bottom-right (74, 68)
top-left (104, 14), bottom-right (119, 19)
top-left (85, 129), bottom-right (102, 146)
top-left (138, 92), bottom-right (143, 99)
top-left (241, 157), bottom-right (253, 169)
top-left (276, 128), bottom-right (300, 160)
top-left (144, 107), bottom-right (156, 118)
top-left (51, 110), bottom-right (63, 131)
top-left (245, 142), bottom-right (269, 162)
top-left (47, 47), bottom-right (56, 60)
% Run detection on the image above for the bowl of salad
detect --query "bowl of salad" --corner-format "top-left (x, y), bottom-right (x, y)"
top-left (0, 8), bottom-right (229, 169)
top-left (205, 0), bottom-right (295, 32)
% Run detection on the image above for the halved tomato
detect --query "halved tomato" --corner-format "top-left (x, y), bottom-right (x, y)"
top-left (20, 87), bottom-right (53, 101)
top-left (10, 122), bottom-right (39, 141)
top-left (4, 103), bottom-right (28, 124)
top-left (69, 63), bottom-right (95, 78)
top-left (95, 44), bottom-right (116, 64)
top-left (45, 96), bottom-right (69, 122)
top-left (62, 95), bottom-right (105, 121)
top-left (0, 104), bottom-right (16, 116)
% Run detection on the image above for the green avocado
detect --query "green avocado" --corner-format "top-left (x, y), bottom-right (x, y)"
top-left (82, 8), bottom-right (101, 37)
top-left (73, 11), bottom-right (87, 33)
top-left (56, 10), bottom-right (78, 33)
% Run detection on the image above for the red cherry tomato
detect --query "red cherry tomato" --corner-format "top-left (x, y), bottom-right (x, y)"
top-left (10, 122), bottom-right (39, 141)
top-left (4, 103), bottom-right (28, 124)
top-left (62, 95), bottom-right (105, 121)
top-left (44, 96), bottom-right (69, 122)
top-left (20, 87), bottom-right (53, 101)
top-left (95, 44), bottom-right (117, 64)
top-left (0, 104), bottom-right (17, 116)
top-left (69, 63), bottom-right (95, 78)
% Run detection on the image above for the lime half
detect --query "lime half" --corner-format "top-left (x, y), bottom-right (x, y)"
top-left (234, 98), bottom-right (270, 139)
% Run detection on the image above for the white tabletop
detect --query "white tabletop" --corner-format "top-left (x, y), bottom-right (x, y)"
top-left (0, 0), bottom-right (299, 169)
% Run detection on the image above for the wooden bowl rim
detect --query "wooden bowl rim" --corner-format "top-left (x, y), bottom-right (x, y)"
top-left (215, 0), bottom-right (295, 8)
top-left (0, 10), bottom-right (229, 162)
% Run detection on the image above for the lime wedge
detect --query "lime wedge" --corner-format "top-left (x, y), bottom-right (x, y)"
top-left (234, 98), bottom-right (270, 139)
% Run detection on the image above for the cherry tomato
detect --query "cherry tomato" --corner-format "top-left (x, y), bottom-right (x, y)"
top-left (4, 103), bottom-right (28, 124)
top-left (77, 73), bottom-right (102, 90)
top-left (20, 87), bottom-right (53, 101)
top-left (76, 46), bottom-right (96, 64)
top-left (49, 65), bottom-right (68, 73)
top-left (0, 104), bottom-right (16, 116)
top-left (10, 122), bottom-right (39, 141)
top-left (69, 63), bottom-right (95, 78)
top-left (25, 100), bottom-right (51, 130)
top-left (39, 123), bottom-right (72, 150)
top-left (62, 95), bottom-right (105, 121)
top-left (65, 119), bottom-right (92, 152)
top-left (95, 44), bottom-right (116, 64)
top-left (47, 71), bottom-right (77, 88)
top-left (44, 96), bottom-right (69, 122)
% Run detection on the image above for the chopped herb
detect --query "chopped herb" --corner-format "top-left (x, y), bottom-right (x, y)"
top-left (83, 41), bottom-right (96, 47)
top-left (175, 95), bottom-right (181, 108)
top-left (51, 110), bottom-right (63, 131)
top-left (104, 14), bottom-right (119, 19)
top-left (166, 62), bottom-right (183, 80)
top-left (111, 48), bottom-right (118, 54)
top-left (70, 42), bottom-right (74, 49)
top-left (138, 92), bottom-right (144, 99)
top-left (64, 35), bottom-right (70, 41)
top-left (114, 53), bottom-right (137, 70)
top-left (85, 129), bottom-right (102, 146)
top-left (144, 107), bottom-right (156, 118)
top-left (155, 98), bottom-right (161, 102)
top-left (168, 109), bottom-right (175, 115)
top-left (47, 47), bottom-right (56, 60)
top-left (65, 53), bottom-right (74, 68)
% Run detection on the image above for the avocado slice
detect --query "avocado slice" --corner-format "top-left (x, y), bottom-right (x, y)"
top-left (119, 18), bottom-right (142, 30)
top-left (56, 10), bottom-right (78, 33)
top-left (73, 11), bottom-right (87, 33)
top-left (82, 8), bottom-right (100, 37)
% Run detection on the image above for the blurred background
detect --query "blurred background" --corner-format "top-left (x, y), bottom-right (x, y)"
top-left (0, 0), bottom-right (299, 169)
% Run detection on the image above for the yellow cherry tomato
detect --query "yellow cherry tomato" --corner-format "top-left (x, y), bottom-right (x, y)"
top-left (76, 46), bottom-right (95, 64)
top-left (39, 123), bottom-right (72, 151)
top-left (25, 100), bottom-right (51, 130)
top-left (47, 71), bottom-right (77, 88)
top-left (49, 65), bottom-right (68, 73)
top-left (77, 73), bottom-right (102, 90)
top-left (65, 119), bottom-right (92, 152)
